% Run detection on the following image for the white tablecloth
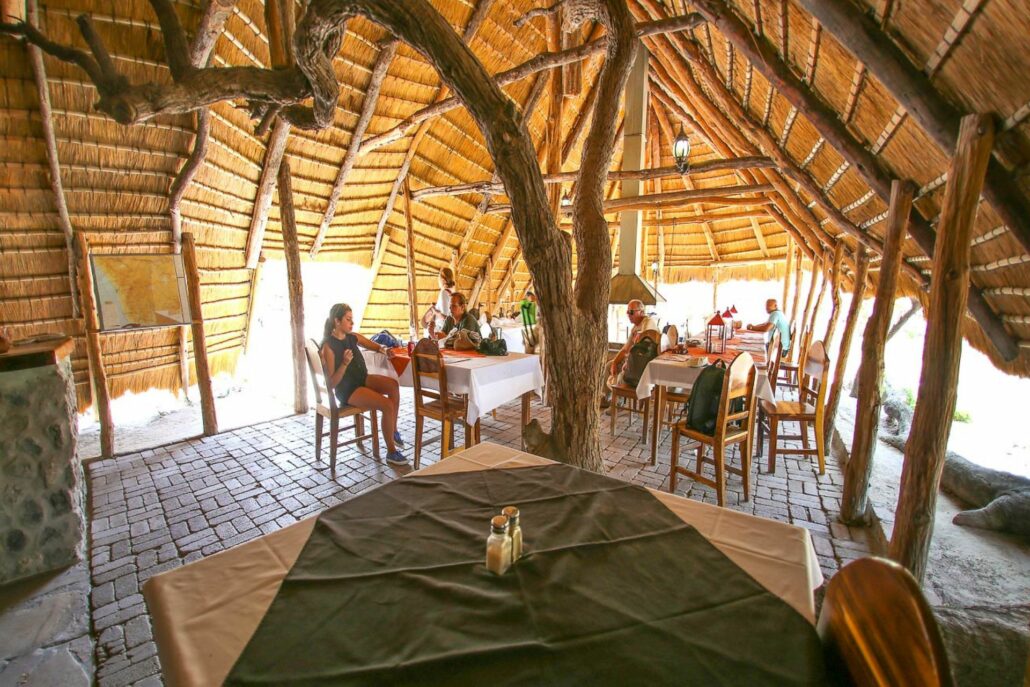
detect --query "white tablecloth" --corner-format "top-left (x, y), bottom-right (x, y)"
top-left (634, 356), bottom-right (774, 402)
top-left (363, 350), bottom-right (544, 424)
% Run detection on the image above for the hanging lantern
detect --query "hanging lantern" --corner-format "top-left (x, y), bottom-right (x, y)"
top-left (705, 311), bottom-right (727, 354)
top-left (560, 190), bottom-right (572, 208)
top-left (673, 125), bottom-right (691, 173)
top-left (722, 308), bottom-right (734, 339)
top-left (730, 304), bottom-right (739, 336)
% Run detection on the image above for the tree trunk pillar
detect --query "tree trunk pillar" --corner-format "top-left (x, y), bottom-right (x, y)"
top-left (823, 245), bottom-right (869, 446)
top-left (822, 240), bottom-right (845, 350)
top-left (890, 115), bottom-right (994, 582)
top-left (841, 181), bottom-right (913, 524)
top-left (404, 179), bottom-right (420, 341)
top-left (279, 159), bottom-right (308, 414)
top-left (182, 233), bottom-right (218, 435)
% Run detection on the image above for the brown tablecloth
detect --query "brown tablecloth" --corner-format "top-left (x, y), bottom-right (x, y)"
top-left (143, 443), bottom-right (823, 687)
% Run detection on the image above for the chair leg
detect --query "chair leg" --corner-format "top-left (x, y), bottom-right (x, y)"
top-left (370, 410), bottom-right (380, 461)
top-left (464, 421), bottom-right (472, 451)
top-left (329, 415), bottom-right (339, 474)
top-left (641, 398), bottom-right (650, 446)
top-left (741, 437), bottom-right (752, 502)
top-left (768, 417), bottom-right (779, 474)
top-left (414, 414), bottom-right (424, 469)
top-left (610, 394), bottom-right (617, 436)
top-left (695, 444), bottom-right (704, 474)
top-left (441, 419), bottom-right (451, 459)
top-left (474, 419), bottom-right (481, 445)
top-left (314, 414), bottom-right (324, 462)
top-left (354, 413), bottom-right (365, 454)
top-left (669, 427), bottom-right (680, 494)
top-left (814, 415), bottom-right (826, 474)
top-left (713, 440), bottom-right (726, 507)
top-left (800, 420), bottom-right (810, 451)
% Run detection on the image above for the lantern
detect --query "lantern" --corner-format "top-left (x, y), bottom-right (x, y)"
top-left (560, 190), bottom-right (572, 208)
top-left (673, 125), bottom-right (691, 173)
top-left (705, 311), bottom-right (727, 354)
top-left (730, 304), bottom-right (739, 336)
top-left (722, 308), bottom-right (734, 339)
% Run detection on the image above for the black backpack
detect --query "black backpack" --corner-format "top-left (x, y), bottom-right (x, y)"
top-left (684, 361), bottom-right (727, 436)
top-left (622, 336), bottom-right (659, 388)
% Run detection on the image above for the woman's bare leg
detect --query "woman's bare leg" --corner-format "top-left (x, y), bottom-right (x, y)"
top-left (365, 374), bottom-right (401, 430)
top-left (348, 387), bottom-right (396, 453)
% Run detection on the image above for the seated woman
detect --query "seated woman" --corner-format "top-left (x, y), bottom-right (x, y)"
top-left (321, 303), bottom-right (406, 466)
top-left (428, 292), bottom-right (479, 346)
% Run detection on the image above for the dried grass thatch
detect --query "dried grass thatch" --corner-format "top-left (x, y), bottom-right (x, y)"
top-left (1, 0), bottom-right (1029, 413)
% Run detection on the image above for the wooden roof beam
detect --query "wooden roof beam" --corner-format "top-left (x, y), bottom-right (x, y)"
top-left (796, 0), bottom-right (1030, 255)
top-left (686, 0), bottom-right (1018, 360)
top-left (309, 39), bottom-right (399, 257)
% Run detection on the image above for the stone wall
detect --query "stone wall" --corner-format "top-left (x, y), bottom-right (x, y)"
top-left (0, 358), bottom-right (84, 585)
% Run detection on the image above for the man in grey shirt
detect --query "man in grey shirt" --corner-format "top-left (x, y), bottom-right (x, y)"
top-left (747, 299), bottom-right (791, 353)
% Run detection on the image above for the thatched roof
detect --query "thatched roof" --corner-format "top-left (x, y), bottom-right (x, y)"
top-left (1, 0), bottom-right (1028, 410)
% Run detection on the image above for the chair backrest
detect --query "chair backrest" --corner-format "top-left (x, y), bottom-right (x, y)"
top-left (638, 329), bottom-right (661, 344)
top-left (306, 339), bottom-right (336, 412)
top-left (818, 557), bottom-right (954, 687)
top-left (411, 338), bottom-right (450, 412)
top-left (715, 352), bottom-right (757, 440)
top-left (800, 340), bottom-right (830, 411)
top-left (664, 324), bottom-right (679, 351)
top-left (786, 319), bottom-right (799, 360)
top-left (766, 330), bottom-right (782, 393)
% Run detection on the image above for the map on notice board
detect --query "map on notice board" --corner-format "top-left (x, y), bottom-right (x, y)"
top-left (91, 254), bottom-right (192, 331)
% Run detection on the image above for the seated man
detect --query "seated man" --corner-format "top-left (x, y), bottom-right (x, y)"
top-left (608, 299), bottom-right (659, 385)
top-left (747, 298), bottom-right (791, 353)
top-left (429, 292), bottom-right (480, 346)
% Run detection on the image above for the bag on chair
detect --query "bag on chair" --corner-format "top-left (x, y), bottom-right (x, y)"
top-left (370, 330), bottom-right (401, 349)
top-left (448, 329), bottom-right (482, 351)
top-left (621, 336), bottom-right (659, 388)
top-left (684, 361), bottom-right (726, 436)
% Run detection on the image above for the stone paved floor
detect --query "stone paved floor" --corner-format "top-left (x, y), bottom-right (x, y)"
top-left (85, 388), bottom-right (873, 686)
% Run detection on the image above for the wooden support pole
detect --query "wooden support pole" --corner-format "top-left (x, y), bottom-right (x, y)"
top-left (26, 0), bottom-right (78, 318)
top-left (798, 256), bottom-right (821, 352)
top-left (822, 240), bottom-right (845, 351)
top-left (76, 234), bottom-right (113, 457)
top-left (796, 0), bottom-right (1030, 255)
top-left (806, 259), bottom-right (829, 346)
top-left (782, 236), bottom-right (794, 309)
top-left (181, 233), bottom-right (218, 435)
top-left (245, 118), bottom-right (289, 268)
top-left (890, 115), bottom-right (994, 582)
top-left (823, 245), bottom-right (869, 447)
top-left (242, 255), bottom-right (265, 356)
top-left (789, 246), bottom-right (803, 329)
top-left (278, 159), bottom-right (308, 414)
top-left (403, 179), bottom-right (420, 341)
top-left (842, 180), bottom-right (914, 524)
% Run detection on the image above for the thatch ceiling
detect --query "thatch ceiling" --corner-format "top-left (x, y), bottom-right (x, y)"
top-left (1, 0), bottom-right (1028, 410)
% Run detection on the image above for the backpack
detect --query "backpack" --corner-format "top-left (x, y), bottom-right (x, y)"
top-left (621, 336), bottom-right (659, 388)
top-left (684, 360), bottom-right (746, 436)
top-left (370, 330), bottom-right (401, 349)
top-left (478, 337), bottom-right (508, 356)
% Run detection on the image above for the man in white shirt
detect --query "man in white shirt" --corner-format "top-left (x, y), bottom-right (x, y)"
top-left (609, 299), bottom-right (659, 380)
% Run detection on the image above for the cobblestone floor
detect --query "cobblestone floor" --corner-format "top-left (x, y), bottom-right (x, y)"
top-left (85, 389), bottom-right (873, 686)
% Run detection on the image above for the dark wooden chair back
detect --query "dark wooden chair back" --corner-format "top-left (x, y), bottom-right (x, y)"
top-left (818, 557), bottom-right (954, 686)
top-left (411, 338), bottom-right (451, 413)
top-left (766, 330), bottom-right (782, 394)
top-left (716, 352), bottom-right (757, 441)
top-left (307, 339), bottom-right (336, 413)
top-left (786, 319), bottom-right (799, 360)
top-left (800, 340), bottom-right (829, 411)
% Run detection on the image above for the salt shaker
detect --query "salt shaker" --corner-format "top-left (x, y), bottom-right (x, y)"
top-left (501, 506), bottom-right (522, 560)
top-left (485, 515), bottom-right (512, 575)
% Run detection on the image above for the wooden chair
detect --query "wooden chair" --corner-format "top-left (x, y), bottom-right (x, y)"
top-left (669, 352), bottom-right (758, 506)
top-left (305, 339), bottom-right (379, 473)
top-left (663, 324), bottom-right (679, 352)
top-left (778, 321), bottom-right (803, 396)
top-left (609, 330), bottom-right (659, 443)
top-left (411, 338), bottom-right (480, 469)
top-left (818, 557), bottom-right (954, 686)
top-left (765, 330), bottom-right (783, 395)
top-left (762, 340), bottom-right (829, 475)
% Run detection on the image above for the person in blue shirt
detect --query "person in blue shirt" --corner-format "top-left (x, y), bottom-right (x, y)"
top-left (747, 298), bottom-right (791, 353)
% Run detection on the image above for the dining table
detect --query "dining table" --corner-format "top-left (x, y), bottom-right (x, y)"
top-left (143, 442), bottom-right (826, 687)
top-left (362, 347), bottom-right (544, 428)
top-left (634, 331), bottom-right (772, 464)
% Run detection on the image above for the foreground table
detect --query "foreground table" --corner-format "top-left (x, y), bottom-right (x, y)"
top-left (144, 442), bottom-right (822, 687)
top-left (363, 348), bottom-right (543, 427)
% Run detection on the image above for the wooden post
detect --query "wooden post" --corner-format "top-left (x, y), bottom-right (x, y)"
top-left (890, 115), bottom-right (994, 582)
top-left (278, 159), bottom-right (308, 414)
top-left (403, 179), bottom-right (420, 341)
top-left (782, 236), bottom-right (793, 310)
top-left (242, 256), bottom-right (265, 356)
top-left (822, 240), bottom-right (845, 351)
top-left (848, 298), bottom-right (922, 400)
top-left (181, 233), bottom-right (218, 435)
top-left (841, 180), bottom-right (914, 524)
top-left (806, 258), bottom-right (828, 345)
top-left (798, 256), bottom-right (821, 351)
top-left (76, 234), bottom-right (113, 457)
top-left (788, 247), bottom-right (803, 356)
top-left (823, 245), bottom-right (869, 447)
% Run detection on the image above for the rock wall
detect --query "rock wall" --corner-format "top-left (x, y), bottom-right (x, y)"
top-left (0, 358), bottom-right (84, 584)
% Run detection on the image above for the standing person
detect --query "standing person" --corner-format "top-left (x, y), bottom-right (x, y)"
top-left (519, 291), bottom-right (539, 353)
top-left (434, 267), bottom-right (455, 329)
top-left (747, 298), bottom-right (791, 353)
top-left (608, 299), bottom-right (659, 383)
top-left (321, 303), bottom-right (407, 466)
top-left (429, 292), bottom-right (479, 344)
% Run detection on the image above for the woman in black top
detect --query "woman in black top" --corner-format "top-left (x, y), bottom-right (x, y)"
top-left (321, 303), bottom-right (406, 465)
